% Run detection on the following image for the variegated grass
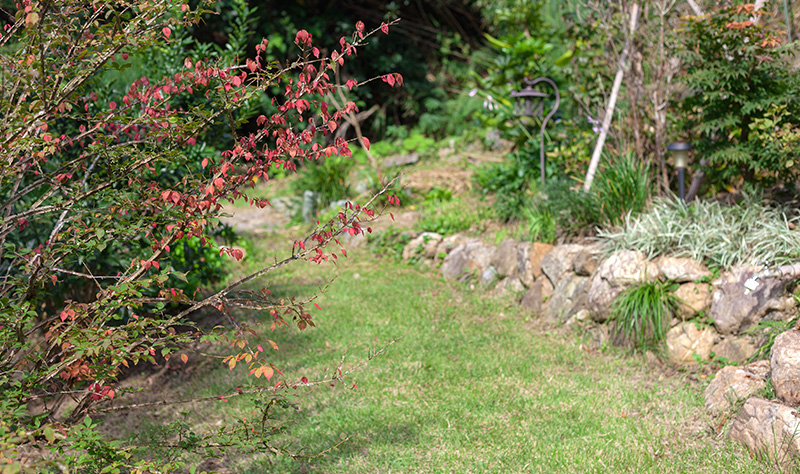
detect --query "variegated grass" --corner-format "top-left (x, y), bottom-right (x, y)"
top-left (599, 195), bottom-right (800, 269)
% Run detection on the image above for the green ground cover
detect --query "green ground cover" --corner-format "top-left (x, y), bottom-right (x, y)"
top-left (109, 231), bottom-right (769, 473)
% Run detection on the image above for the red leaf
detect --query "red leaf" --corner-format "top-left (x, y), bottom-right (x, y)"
top-left (109, 101), bottom-right (116, 110)
top-left (300, 376), bottom-right (309, 384)
top-left (327, 121), bottom-right (337, 133)
top-left (381, 22), bottom-right (389, 34)
top-left (162, 27), bottom-right (171, 39)
top-left (180, 354), bottom-right (188, 364)
top-left (313, 302), bottom-right (321, 310)
top-left (361, 137), bottom-right (370, 150)
top-left (295, 29), bottom-right (309, 45)
top-left (382, 74), bottom-right (395, 87)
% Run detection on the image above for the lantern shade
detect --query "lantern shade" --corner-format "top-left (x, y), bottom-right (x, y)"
top-left (667, 142), bottom-right (692, 169)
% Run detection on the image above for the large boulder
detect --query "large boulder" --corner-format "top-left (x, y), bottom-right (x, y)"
top-left (490, 239), bottom-right (520, 278)
top-left (520, 278), bottom-right (554, 315)
top-left (711, 265), bottom-right (792, 335)
top-left (656, 257), bottom-right (712, 283)
top-left (665, 322), bottom-right (717, 364)
top-left (712, 336), bottom-right (758, 364)
top-left (441, 240), bottom-right (494, 281)
top-left (729, 397), bottom-right (800, 465)
top-left (704, 360), bottom-right (769, 414)
top-left (674, 282), bottom-right (712, 319)
top-left (402, 232), bottom-right (443, 261)
top-left (770, 329), bottom-right (800, 405)
top-left (541, 244), bottom-right (587, 286)
top-left (586, 250), bottom-right (659, 322)
top-left (543, 274), bottom-right (591, 324)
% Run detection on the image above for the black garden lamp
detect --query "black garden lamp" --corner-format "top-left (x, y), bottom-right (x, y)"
top-left (667, 142), bottom-right (692, 201)
top-left (510, 77), bottom-right (559, 185)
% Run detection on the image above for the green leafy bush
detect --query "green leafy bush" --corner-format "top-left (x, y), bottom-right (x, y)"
top-left (678, 5), bottom-right (800, 186)
top-left (600, 194), bottom-right (800, 269)
top-left (612, 281), bottom-right (681, 349)
top-left (419, 196), bottom-right (492, 236)
top-left (480, 152), bottom-right (651, 238)
top-left (291, 156), bottom-right (354, 207)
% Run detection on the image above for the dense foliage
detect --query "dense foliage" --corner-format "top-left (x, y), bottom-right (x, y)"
top-left (0, 1), bottom-right (400, 471)
top-left (678, 4), bottom-right (800, 187)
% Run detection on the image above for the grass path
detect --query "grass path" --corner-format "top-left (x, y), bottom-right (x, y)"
top-left (133, 234), bottom-right (766, 473)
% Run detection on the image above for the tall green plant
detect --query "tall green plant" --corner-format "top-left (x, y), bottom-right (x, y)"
top-left (612, 281), bottom-right (681, 349)
top-left (678, 5), bottom-right (800, 186)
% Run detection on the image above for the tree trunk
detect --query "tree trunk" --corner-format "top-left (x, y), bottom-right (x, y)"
top-left (583, 2), bottom-right (641, 192)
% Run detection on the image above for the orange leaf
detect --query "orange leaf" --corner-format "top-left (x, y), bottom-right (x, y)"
top-left (180, 354), bottom-right (188, 364)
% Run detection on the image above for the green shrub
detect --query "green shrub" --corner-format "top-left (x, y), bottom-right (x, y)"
top-left (678, 5), bottom-right (800, 187)
top-left (419, 196), bottom-right (492, 235)
top-left (612, 281), bottom-right (681, 349)
top-left (473, 149), bottom-right (539, 222)
top-left (599, 194), bottom-right (800, 269)
top-left (290, 156), bottom-right (354, 207)
top-left (492, 152), bottom-right (651, 239)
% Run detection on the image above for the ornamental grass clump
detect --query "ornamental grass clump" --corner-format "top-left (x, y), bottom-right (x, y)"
top-left (599, 195), bottom-right (800, 269)
top-left (611, 281), bottom-right (681, 349)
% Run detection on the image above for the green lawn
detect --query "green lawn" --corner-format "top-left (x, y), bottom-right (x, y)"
top-left (112, 232), bottom-right (767, 473)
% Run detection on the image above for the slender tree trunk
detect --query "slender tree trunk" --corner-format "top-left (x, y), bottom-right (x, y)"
top-left (584, 2), bottom-right (641, 192)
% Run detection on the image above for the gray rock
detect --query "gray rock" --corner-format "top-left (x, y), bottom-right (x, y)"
top-left (480, 266), bottom-right (499, 289)
top-left (770, 329), bottom-right (800, 405)
top-left (573, 248), bottom-right (601, 276)
top-left (543, 274), bottom-right (591, 324)
top-left (401, 232), bottom-right (443, 261)
top-left (493, 276), bottom-right (526, 299)
top-left (520, 278), bottom-right (554, 315)
top-left (704, 360), bottom-right (769, 413)
top-left (712, 336), bottom-right (758, 365)
top-left (382, 152), bottom-right (419, 168)
top-left (675, 282), bottom-right (712, 319)
top-left (435, 234), bottom-right (469, 260)
top-left (541, 244), bottom-right (587, 286)
top-left (665, 322), bottom-right (717, 364)
top-left (657, 257), bottom-right (712, 283)
top-left (441, 240), bottom-right (494, 281)
top-left (711, 266), bottom-right (790, 335)
top-left (729, 397), bottom-right (800, 465)
top-left (586, 250), bottom-right (659, 323)
top-left (516, 243), bottom-right (534, 287)
top-left (491, 239), bottom-right (520, 278)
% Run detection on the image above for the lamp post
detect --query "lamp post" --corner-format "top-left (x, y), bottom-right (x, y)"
top-left (667, 142), bottom-right (692, 201)
top-left (510, 77), bottom-right (559, 185)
